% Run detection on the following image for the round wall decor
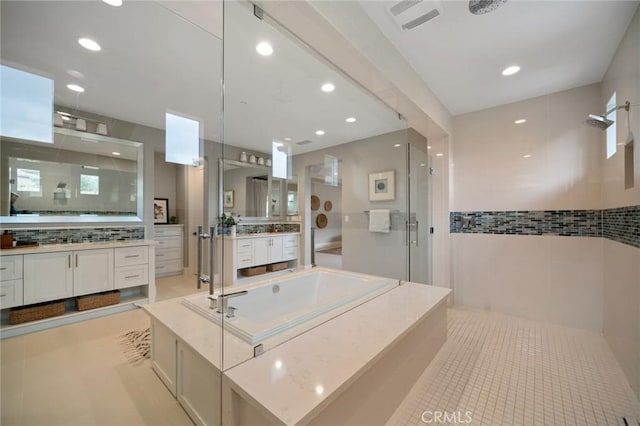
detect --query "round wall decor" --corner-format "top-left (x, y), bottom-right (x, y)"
top-left (311, 195), bottom-right (320, 211)
top-left (316, 213), bottom-right (328, 228)
top-left (324, 200), bottom-right (333, 212)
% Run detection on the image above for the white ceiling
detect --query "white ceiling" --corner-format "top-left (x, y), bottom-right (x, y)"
top-left (358, 0), bottom-right (639, 116)
top-left (1, 1), bottom-right (405, 157)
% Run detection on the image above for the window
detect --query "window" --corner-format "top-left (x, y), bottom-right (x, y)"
top-left (165, 112), bottom-right (200, 166)
top-left (272, 140), bottom-right (291, 179)
top-left (80, 174), bottom-right (99, 195)
top-left (606, 92), bottom-right (617, 159)
top-left (17, 168), bottom-right (40, 192)
top-left (0, 65), bottom-right (53, 143)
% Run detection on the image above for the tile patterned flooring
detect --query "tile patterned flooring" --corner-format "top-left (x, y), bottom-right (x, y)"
top-left (388, 307), bottom-right (640, 426)
top-left (2, 274), bottom-right (639, 425)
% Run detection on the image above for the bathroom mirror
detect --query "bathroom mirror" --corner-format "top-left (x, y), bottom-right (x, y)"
top-left (1, 127), bottom-right (143, 223)
top-left (222, 158), bottom-right (298, 219)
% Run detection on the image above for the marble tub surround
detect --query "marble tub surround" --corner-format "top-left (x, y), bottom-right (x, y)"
top-left (144, 271), bottom-right (450, 425)
top-left (223, 282), bottom-right (451, 425)
top-left (0, 225), bottom-right (145, 246)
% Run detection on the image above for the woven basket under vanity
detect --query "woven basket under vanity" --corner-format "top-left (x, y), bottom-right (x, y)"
top-left (9, 300), bottom-right (66, 325)
top-left (267, 262), bottom-right (288, 272)
top-left (76, 290), bottom-right (120, 311)
top-left (241, 266), bottom-right (266, 277)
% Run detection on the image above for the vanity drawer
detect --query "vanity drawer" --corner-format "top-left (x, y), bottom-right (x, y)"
top-left (154, 227), bottom-right (182, 237)
top-left (283, 236), bottom-right (298, 248)
top-left (115, 264), bottom-right (148, 289)
top-left (283, 247), bottom-right (297, 261)
top-left (236, 240), bottom-right (253, 256)
top-left (237, 255), bottom-right (254, 268)
top-left (0, 279), bottom-right (23, 309)
top-left (0, 255), bottom-right (23, 281)
top-left (115, 246), bottom-right (149, 267)
top-left (156, 236), bottom-right (182, 249)
top-left (156, 247), bottom-right (182, 262)
top-left (156, 260), bottom-right (182, 275)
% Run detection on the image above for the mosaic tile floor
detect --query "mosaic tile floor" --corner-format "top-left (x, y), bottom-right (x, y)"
top-left (388, 307), bottom-right (640, 426)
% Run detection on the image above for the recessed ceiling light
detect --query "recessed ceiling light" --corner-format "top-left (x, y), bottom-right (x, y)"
top-left (315, 130), bottom-right (325, 136)
top-left (514, 119), bottom-right (527, 124)
top-left (284, 137), bottom-right (292, 141)
top-left (78, 38), bottom-right (101, 52)
top-left (256, 42), bottom-right (273, 56)
top-left (394, 143), bottom-right (401, 148)
top-left (502, 65), bottom-right (520, 76)
top-left (420, 163), bottom-right (426, 167)
top-left (67, 84), bottom-right (85, 93)
top-left (436, 153), bottom-right (444, 157)
top-left (67, 70), bottom-right (85, 79)
top-left (427, 145), bottom-right (432, 150)
top-left (321, 83), bottom-right (335, 93)
top-left (315, 385), bottom-right (324, 396)
top-left (345, 117), bottom-right (356, 123)
top-left (112, 151), bottom-right (121, 156)
top-left (523, 154), bottom-right (532, 158)
top-left (102, 0), bottom-right (123, 6)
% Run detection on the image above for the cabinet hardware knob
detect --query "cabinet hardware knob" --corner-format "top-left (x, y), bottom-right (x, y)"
top-left (0, 267), bottom-right (6, 270)
top-left (125, 275), bottom-right (140, 279)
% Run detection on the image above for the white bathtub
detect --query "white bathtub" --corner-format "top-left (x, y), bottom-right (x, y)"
top-left (182, 267), bottom-right (398, 345)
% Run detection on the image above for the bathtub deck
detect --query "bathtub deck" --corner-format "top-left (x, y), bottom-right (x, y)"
top-left (223, 282), bottom-right (451, 425)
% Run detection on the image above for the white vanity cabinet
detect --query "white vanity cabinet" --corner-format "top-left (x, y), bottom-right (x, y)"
top-left (155, 225), bottom-right (183, 277)
top-left (0, 255), bottom-right (23, 309)
top-left (23, 248), bottom-right (114, 303)
top-left (222, 233), bottom-right (299, 285)
top-left (24, 252), bottom-right (74, 304)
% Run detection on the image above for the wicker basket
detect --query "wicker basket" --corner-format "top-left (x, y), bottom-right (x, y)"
top-left (10, 300), bottom-right (66, 325)
top-left (76, 290), bottom-right (120, 311)
top-left (267, 262), bottom-right (288, 272)
top-left (241, 266), bottom-right (267, 277)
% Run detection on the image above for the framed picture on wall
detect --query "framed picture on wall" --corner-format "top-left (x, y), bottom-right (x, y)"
top-left (224, 190), bottom-right (234, 208)
top-left (369, 170), bottom-right (395, 201)
top-left (153, 198), bottom-right (169, 224)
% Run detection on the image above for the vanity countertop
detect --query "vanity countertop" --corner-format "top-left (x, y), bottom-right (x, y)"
top-left (222, 231), bottom-right (301, 240)
top-left (0, 239), bottom-right (156, 255)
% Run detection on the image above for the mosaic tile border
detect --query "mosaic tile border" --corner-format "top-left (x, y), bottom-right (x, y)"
top-left (0, 226), bottom-right (145, 246)
top-left (450, 206), bottom-right (639, 248)
top-left (236, 223), bottom-right (300, 235)
top-left (603, 206), bottom-right (639, 248)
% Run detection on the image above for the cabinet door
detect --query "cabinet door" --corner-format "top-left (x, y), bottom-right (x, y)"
top-left (24, 252), bottom-right (73, 304)
top-left (270, 237), bottom-right (284, 263)
top-left (253, 238), bottom-right (270, 266)
top-left (177, 341), bottom-right (219, 426)
top-left (151, 321), bottom-right (177, 397)
top-left (74, 249), bottom-right (114, 296)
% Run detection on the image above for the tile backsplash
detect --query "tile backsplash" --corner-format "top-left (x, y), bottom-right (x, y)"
top-left (0, 226), bottom-right (145, 245)
top-left (450, 206), bottom-right (639, 248)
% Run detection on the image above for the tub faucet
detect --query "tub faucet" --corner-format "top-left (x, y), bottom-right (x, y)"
top-left (209, 290), bottom-right (248, 314)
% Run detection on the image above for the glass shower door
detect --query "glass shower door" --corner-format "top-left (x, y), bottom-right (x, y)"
top-left (408, 143), bottom-right (433, 284)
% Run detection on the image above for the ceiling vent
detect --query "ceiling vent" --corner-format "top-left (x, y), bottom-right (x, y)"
top-left (387, 0), bottom-right (443, 31)
top-left (296, 140), bottom-right (313, 146)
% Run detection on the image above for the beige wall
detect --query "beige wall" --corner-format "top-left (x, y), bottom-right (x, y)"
top-left (451, 84), bottom-right (604, 331)
top-left (154, 152), bottom-right (179, 220)
top-left (600, 7), bottom-right (640, 400)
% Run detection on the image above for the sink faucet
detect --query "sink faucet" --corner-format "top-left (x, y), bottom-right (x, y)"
top-left (209, 290), bottom-right (248, 314)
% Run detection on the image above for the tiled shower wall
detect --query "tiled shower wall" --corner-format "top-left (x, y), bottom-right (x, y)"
top-left (451, 206), bottom-right (639, 248)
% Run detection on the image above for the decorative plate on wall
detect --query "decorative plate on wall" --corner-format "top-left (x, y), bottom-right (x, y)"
top-left (324, 201), bottom-right (333, 212)
top-left (316, 213), bottom-right (328, 228)
top-left (311, 195), bottom-right (320, 211)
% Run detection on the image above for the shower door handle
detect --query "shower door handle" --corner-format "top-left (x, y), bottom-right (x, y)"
top-left (196, 225), bottom-right (211, 290)
top-left (208, 226), bottom-right (215, 295)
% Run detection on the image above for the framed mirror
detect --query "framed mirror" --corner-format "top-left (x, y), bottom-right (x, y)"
top-left (1, 127), bottom-right (143, 223)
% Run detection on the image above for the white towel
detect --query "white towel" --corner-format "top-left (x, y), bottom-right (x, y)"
top-left (369, 209), bottom-right (390, 233)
